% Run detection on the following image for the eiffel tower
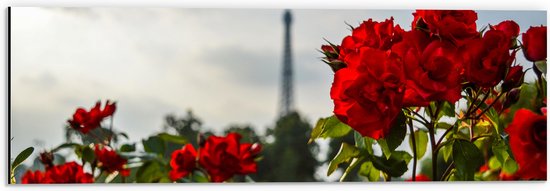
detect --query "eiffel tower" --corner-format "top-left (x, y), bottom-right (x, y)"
top-left (279, 10), bottom-right (294, 117)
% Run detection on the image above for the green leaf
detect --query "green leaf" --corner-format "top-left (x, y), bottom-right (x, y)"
top-left (327, 142), bottom-right (361, 176)
top-left (437, 101), bottom-right (455, 120)
top-left (492, 138), bottom-right (510, 164)
top-left (136, 160), bottom-right (167, 183)
top-left (441, 140), bottom-right (454, 162)
top-left (371, 151), bottom-right (409, 177)
top-left (309, 116), bottom-right (353, 143)
top-left (12, 147), bottom-right (34, 169)
top-left (436, 122), bottom-right (453, 130)
top-left (502, 157), bottom-right (519, 174)
top-left (535, 60), bottom-right (547, 75)
top-left (51, 143), bottom-right (80, 152)
top-left (354, 131), bottom-right (374, 155)
top-left (158, 133), bottom-right (188, 145)
top-left (120, 143), bottom-right (136, 152)
top-left (452, 139), bottom-right (484, 180)
top-left (391, 151), bottom-right (413, 164)
top-left (409, 130), bottom-right (428, 160)
top-left (358, 160), bottom-right (380, 182)
top-left (488, 156), bottom-right (501, 170)
top-left (81, 146), bottom-right (96, 163)
top-left (340, 157), bottom-right (363, 182)
top-left (378, 139), bottom-right (391, 159)
top-left (142, 136), bottom-right (166, 156)
top-left (377, 112), bottom-right (406, 159)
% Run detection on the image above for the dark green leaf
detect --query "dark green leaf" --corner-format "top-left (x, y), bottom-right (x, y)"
top-left (377, 111), bottom-right (406, 159)
top-left (409, 130), bottom-right (428, 160)
top-left (136, 160), bottom-right (168, 183)
top-left (371, 152), bottom-right (409, 177)
top-left (391, 151), bottom-right (413, 164)
top-left (120, 143), bottom-right (136, 152)
top-left (452, 139), bottom-right (483, 180)
top-left (358, 160), bottom-right (380, 182)
top-left (310, 116), bottom-right (353, 143)
top-left (327, 142), bottom-right (361, 176)
top-left (51, 143), bottom-right (80, 152)
top-left (12, 147), bottom-right (34, 169)
top-left (142, 136), bottom-right (166, 156)
top-left (158, 133), bottom-right (188, 145)
top-left (118, 132), bottom-right (130, 140)
top-left (81, 146), bottom-right (96, 163)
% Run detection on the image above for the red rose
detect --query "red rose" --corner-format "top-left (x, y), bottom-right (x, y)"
top-left (331, 47), bottom-right (405, 139)
top-left (502, 65), bottom-right (524, 92)
top-left (492, 20), bottom-right (521, 38)
top-left (21, 170), bottom-right (51, 184)
top-left (505, 109), bottom-right (547, 180)
top-left (46, 162), bottom-right (94, 183)
top-left (95, 145), bottom-right (130, 177)
top-left (462, 29), bottom-right (516, 87)
top-left (339, 18), bottom-right (403, 67)
top-left (68, 100), bottom-right (116, 134)
top-left (199, 133), bottom-right (261, 182)
top-left (392, 30), bottom-right (462, 106)
top-left (522, 26), bottom-right (547, 62)
top-left (412, 10), bottom-right (478, 45)
top-left (406, 174), bottom-right (431, 181)
top-left (169, 144), bottom-right (197, 181)
top-left (22, 162), bottom-right (94, 184)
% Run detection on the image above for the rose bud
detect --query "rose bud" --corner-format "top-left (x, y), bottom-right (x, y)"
top-left (503, 88), bottom-right (521, 110)
top-left (320, 45), bottom-right (346, 72)
top-left (502, 65), bottom-right (524, 92)
top-left (39, 151), bottom-right (54, 170)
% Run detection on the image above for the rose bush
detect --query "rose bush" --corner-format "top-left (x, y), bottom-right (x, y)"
top-left (318, 9), bottom-right (546, 182)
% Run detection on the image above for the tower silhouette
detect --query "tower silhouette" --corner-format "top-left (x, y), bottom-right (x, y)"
top-left (279, 10), bottom-right (294, 117)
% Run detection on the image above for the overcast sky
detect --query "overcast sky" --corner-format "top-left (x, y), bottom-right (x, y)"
top-left (10, 8), bottom-right (546, 176)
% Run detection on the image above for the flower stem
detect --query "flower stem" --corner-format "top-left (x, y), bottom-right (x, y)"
top-left (408, 118), bottom-right (417, 181)
top-left (428, 125), bottom-right (438, 181)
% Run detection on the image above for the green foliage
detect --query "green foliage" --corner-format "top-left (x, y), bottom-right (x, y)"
top-left (535, 60), bottom-right (547, 75)
top-left (309, 115), bottom-right (352, 143)
top-left (136, 160), bottom-right (170, 183)
top-left (11, 147), bottom-right (34, 184)
top-left (142, 136), bottom-right (166, 156)
top-left (371, 150), bottom-right (411, 177)
top-left (409, 130), bottom-right (428, 160)
top-left (327, 143), bottom-right (360, 176)
top-left (452, 139), bottom-right (484, 180)
top-left (119, 143), bottom-right (136, 152)
top-left (12, 147), bottom-right (34, 170)
top-left (358, 160), bottom-right (380, 181)
top-left (378, 112), bottom-right (407, 159)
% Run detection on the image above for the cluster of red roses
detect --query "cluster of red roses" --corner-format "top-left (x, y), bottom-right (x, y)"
top-left (322, 10), bottom-right (546, 140)
top-left (21, 162), bottom-right (93, 184)
top-left (169, 133), bottom-right (261, 182)
top-left (21, 100), bottom-right (130, 184)
top-left (67, 100), bottom-right (116, 134)
top-left (21, 145), bottom-right (130, 184)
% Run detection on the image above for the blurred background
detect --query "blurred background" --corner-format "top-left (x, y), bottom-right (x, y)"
top-left (10, 8), bottom-right (546, 182)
